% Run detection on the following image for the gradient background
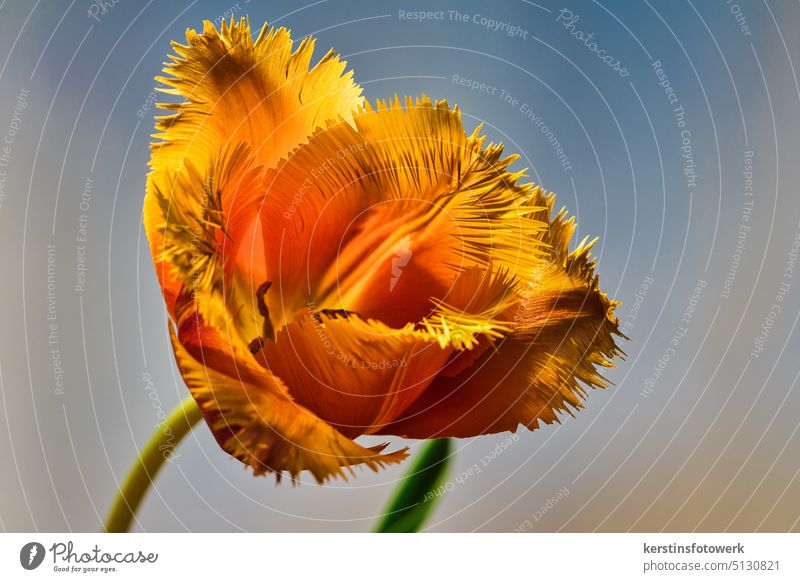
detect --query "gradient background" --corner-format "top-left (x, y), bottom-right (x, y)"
top-left (0, 0), bottom-right (798, 532)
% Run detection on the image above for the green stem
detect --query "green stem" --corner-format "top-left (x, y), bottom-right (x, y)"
top-left (374, 438), bottom-right (453, 533)
top-left (104, 395), bottom-right (202, 533)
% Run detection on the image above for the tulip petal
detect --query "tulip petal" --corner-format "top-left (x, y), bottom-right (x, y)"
top-left (249, 96), bottom-right (546, 328)
top-left (143, 188), bottom-right (183, 318)
top-left (169, 309), bottom-right (408, 483)
top-left (256, 309), bottom-right (453, 437)
top-left (378, 193), bottom-right (623, 438)
top-left (144, 17), bottom-right (362, 321)
top-left (252, 264), bottom-right (522, 438)
top-left (152, 17), bottom-right (362, 175)
top-left (142, 17), bottom-right (626, 483)
top-left (147, 145), bottom-right (265, 347)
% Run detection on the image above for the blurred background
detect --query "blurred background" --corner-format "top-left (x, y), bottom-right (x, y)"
top-left (0, 0), bottom-right (798, 532)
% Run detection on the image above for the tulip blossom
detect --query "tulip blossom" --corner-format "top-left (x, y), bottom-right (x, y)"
top-left (143, 18), bottom-right (623, 483)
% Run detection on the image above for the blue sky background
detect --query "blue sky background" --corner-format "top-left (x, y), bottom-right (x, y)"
top-left (0, 0), bottom-right (798, 532)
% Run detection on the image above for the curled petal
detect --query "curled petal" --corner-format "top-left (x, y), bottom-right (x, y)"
top-left (247, 96), bottom-right (545, 328)
top-left (379, 191), bottom-right (623, 438)
top-left (143, 189), bottom-right (183, 317)
top-left (152, 17), bottom-right (362, 174)
top-left (170, 310), bottom-right (407, 483)
top-left (256, 309), bottom-right (453, 437)
top-left (144, 17), bottom-right (362, 319)
top-left (143, 18), bottom-right (625, 482)
top-left (147, 145), bottom-right (265, 347)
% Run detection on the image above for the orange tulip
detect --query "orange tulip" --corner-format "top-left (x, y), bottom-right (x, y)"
top-left (143, 18), bottom-right (623, 483)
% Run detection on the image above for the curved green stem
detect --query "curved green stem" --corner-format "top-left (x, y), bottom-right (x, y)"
top-left (104, 395), bottom-right (202, 533)
top-left (374, 438), bottom-right (453, 533)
